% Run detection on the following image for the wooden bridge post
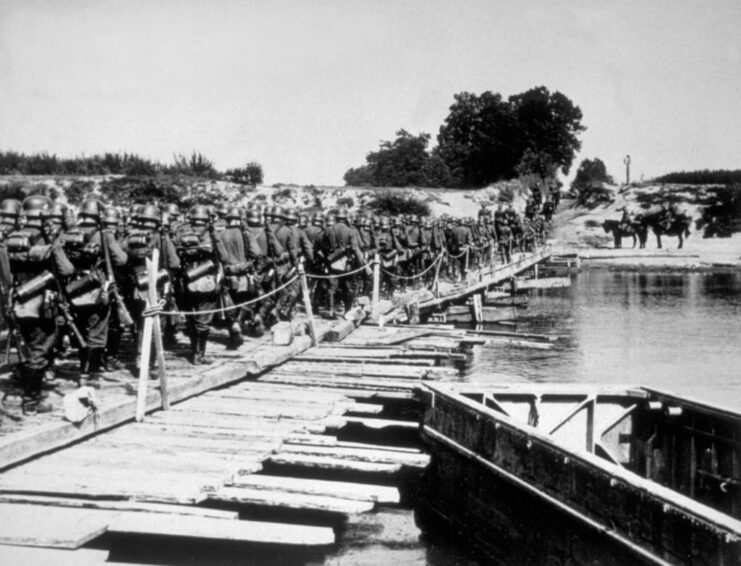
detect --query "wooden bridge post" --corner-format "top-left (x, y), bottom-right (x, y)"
top-left (298, 262), bottom-right (318, 346)
top-left (136, 248), bottom-right (169, 421)
top-left (371, 253), bottom-right (380, 324)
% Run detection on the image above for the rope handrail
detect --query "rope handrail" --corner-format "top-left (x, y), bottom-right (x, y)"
top-left (305, 261), bottom-right (372, 280)
top-left (446, 248), bottom-right (468, 259)
top-left (381, 253), bottom-right (444, 280)
top-left (153, 274), bottom-right (300, 317)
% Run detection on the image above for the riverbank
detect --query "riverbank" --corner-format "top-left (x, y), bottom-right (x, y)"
top-left (548, 192), bottom-right (741, 271)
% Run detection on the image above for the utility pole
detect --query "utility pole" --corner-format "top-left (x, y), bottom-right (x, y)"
top-left (623, 155), bottom-right (631, 185)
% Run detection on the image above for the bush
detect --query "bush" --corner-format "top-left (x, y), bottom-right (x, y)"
top-left (698, 184), bottom-right (741, 237)
top-left (574, 184), bottom-right (614, 209)
top-left (66, 179), bottom-right (96, 205)
top-left (336, 196), bottom-right (354, 208)
top-left (366, 191), bottom-right (431, 216)
top-left (99, 176), bottom-right (184, 207)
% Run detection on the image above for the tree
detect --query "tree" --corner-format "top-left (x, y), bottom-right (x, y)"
top-left (226, 162), bottom-right (264, 186)
top-left (436, 91), bottom-right (519, 186)
top-left (571, 158), bottom-right (614, 191)
top-left (343, 130), bottom-right (452, 187)
top-left (509, 86), bottom-right (585, 176)
top-left (436, 87), bottom-right (585, 187)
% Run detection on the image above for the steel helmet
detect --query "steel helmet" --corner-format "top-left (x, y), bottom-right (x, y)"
top-left (138, 204), bottom-right (162, 224)
top-left (216, 203), bottom-right (229, 218)
top-left (225, 207), bottom-right (242, 220)
top-left (0, 198), bottom-right (22, 219)
top-left (246, 208), bottom-right (262, 225)
top-left (325, 211), bottom-right (336, 227)
top-left (189, 204), bottom-right (210, 223)
top-left (269, 205), bottom-right (285, 220)
top-left (163, 203), bottom-right (181, 218)
top-left (298, 213), bottom-right (309, 228)
top-left (335, 208), bottom-right (349, 223)
top-left (358, 216), bottom-right (371, 228)
top-left (103, 206), bottom-right (121, 226)
top-left (22, 194), bottom-right (51, 215)
top-left (311, 212), bottom-right (324, 227)
top-left (46, 202), bottom-right (68, 221)
top-left (284, 208), bottom-right (298, 223)
top-left (79, 199), bottom-right (103, 220)
top-left (380, 216), bottom-right (390, 229)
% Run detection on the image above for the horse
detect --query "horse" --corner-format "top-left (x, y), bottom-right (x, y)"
top-left (639, 212), bottom-right (692, 249)
top-left (602, 219), bottom-right (642, 249)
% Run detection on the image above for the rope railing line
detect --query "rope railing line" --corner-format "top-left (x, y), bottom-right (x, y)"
top-left (305, 261), bottom-right (372, 280)
top-left (380, 253), bottom-right (444, 280)
top-left (446, 248), bottom-right (468, 259)
top-left (152, 274), bottom-right (300, 317)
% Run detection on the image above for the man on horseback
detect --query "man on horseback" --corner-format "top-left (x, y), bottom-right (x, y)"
top-left (619, 207), bottom-right (634, 233)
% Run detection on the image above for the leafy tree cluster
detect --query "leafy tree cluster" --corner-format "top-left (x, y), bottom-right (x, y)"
top-left (0, 150), bottom-right (263, 186)
top-left (344, 130), bottom-right (452, 188)
top-left (345, 86), bottom-right (585, 188)
top-left (653, 169), bottom-right (741, 185)
top-left (570, 158), bottom-right (614, 191)
top-left (225, 162), bottom-right (264, 186)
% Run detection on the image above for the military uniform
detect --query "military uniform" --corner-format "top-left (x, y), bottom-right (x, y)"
top-left (176, 206), bottom-right (223, 364)
top-left (319, 210), bottom-right (365, 317)
top-left (6, 196), bottom-right (75, 412)
top-left (63, 200), bottom-right (127, 382)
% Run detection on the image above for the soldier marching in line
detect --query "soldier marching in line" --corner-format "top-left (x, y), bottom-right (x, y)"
top-left (0, 194), bottom-right (553, 409)
top-left (3, 196), bottom-right (75, 413)
top-left (62, 199), bottom-right (128, 385)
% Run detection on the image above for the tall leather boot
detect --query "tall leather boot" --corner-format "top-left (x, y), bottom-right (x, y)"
top-left (188, 331), bottom-right (198, 365)
top-left (78, 348), bottom-right (90, 384)
top-left (103, 332), bottom-right (123, 372)
top-left (87, 348), bottom-right (103, 384)
top-left (326, 291), bottom-right (335, 320)
top-left (22, 368), bottom-right (53, 414)
top-left (197, 330), bottom-right (213, 365)
top-left (228, 321), bottom-right (244, 350)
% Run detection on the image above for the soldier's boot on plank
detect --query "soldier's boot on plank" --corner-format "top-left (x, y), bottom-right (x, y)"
top-left (87, 348), bottom-right (105, 383)
top-left (78, 348), bottom-right (91, 384)
top-left (196, 330), bottom-right (213, 365)
top-left (163, 319), bottom-right (178, 349)
top-left (228, 321), bottom-right (244, 349)
top-left (102, 331), bottom-right (123, 372)
top-left (188, 332), bottom-right (198, 365)
top-left (22, 368), bottom-right (53, 415)
top-left (326, 290), bottom-right (336, 319)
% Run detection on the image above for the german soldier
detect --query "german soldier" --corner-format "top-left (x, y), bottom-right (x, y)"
top-left (5, 196), bottom-right (75, 413)
top-left (62, 199), bottom-right (128, 384)
top-left (176, 205), bottom-right (223, 364)
top-left (319, 208), bottom-right (365, 317)
top-left (218, 206), bottom-right (263, 348)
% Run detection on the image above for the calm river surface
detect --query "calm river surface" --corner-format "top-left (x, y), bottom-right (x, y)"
top-left (468, 269), bottom-right (741, 411)
top-left (324, 269), bottom-right (741, 566)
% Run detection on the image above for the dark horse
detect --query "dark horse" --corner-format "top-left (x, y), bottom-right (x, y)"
top-left (639, 212), bottom-right (692, 249)
top-left (602, 220), bottom-right (647, 249)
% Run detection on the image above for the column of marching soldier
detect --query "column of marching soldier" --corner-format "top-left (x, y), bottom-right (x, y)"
top-left (0, 195), bottom-right (546, 414)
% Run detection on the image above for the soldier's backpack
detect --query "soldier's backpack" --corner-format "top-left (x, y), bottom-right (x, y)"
top-left (5, 231), bottom-right (57, 319)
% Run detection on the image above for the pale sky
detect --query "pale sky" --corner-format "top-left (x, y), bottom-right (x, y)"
top-left (1, 0), bottom-right (739, 186)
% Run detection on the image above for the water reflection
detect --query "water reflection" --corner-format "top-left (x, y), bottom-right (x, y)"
top-left (468, 270), bottom-right (741, 410)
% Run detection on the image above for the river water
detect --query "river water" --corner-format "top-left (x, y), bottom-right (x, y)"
top-left (467, 269), bottom-right (741, 411)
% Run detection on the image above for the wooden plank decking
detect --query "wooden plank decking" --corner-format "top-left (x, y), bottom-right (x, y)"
top-left (0, 249), bottom-right (551, 561)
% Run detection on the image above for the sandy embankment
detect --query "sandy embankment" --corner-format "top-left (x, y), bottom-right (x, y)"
top-left (2, 176), bottom-right (738, 270)
top-left (547, 186), bottom-right (741, 270)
